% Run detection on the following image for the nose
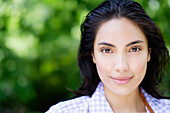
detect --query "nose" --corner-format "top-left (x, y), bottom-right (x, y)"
top-left (114, 54), bottom-right (129, 72)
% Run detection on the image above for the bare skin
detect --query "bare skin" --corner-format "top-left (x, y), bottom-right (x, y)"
top-left (92, 18), bottom-right (150, 113)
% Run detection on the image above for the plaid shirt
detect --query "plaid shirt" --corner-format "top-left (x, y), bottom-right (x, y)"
top-left (46, 82), bottom-right (170, 113)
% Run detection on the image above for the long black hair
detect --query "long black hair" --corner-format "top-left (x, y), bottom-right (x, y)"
top-left (73, 0), bottom-right (169, 99)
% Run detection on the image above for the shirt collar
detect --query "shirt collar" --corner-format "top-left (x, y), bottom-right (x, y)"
top-left (88, 82), bottom-right (152, 113)
top-left (88, 82), bottom-right (113, 113)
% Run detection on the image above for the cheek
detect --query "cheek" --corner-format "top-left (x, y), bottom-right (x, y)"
top-left (95, 57), bottom-right (112, 78)
top-left (130, 56), bottom-right (148, 77)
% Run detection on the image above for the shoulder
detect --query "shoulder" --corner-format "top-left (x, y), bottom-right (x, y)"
top-left (46, 96), bottom-right (90, 113)
top-left (141, 88), bottom-right (170, 112)
top-left (149, 96), bottom-right (170, 110)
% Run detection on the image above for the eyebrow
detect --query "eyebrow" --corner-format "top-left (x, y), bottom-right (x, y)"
top-left (98, 40), bottom-right (143, 47)
top-left (98, 42), bottom-right (115, 47)
top-left (126, 40), bottom-right (143, 47)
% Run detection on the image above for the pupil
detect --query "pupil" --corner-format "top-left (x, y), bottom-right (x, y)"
top-left (133, 48), bottom-right (137, 51)
top-left (106, 49), bottom-right (110, 53)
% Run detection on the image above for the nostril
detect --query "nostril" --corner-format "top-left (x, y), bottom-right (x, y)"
top-left (114, 61), bottom-right (129, 72)
top-left (114, 55), bottom-right (129, 72)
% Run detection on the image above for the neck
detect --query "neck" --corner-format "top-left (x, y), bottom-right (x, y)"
top-left (104, 86), bottom-right (146, 113)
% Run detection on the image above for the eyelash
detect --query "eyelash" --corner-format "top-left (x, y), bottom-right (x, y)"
top-left (101, 46), bottom-right (142, 54)
top-left (129, 46), bottom-right (142, 52)
top-left (101, 48), bottom-right (112, 53)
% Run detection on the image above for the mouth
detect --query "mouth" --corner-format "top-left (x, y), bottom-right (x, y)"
top-left (111, 76), bottom-right (133, 85)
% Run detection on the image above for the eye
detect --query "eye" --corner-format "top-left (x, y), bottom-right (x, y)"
top-left (101, 48), bottom-right (113, 53)
top-left (129, 46), bottom-right (141, 52)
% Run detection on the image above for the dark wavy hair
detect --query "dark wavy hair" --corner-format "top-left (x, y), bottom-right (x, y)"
top-left (73, 0), bottom-right (169, 99)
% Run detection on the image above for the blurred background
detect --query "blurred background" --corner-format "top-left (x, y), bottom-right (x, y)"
top-left (0, 0), bottom-right (169, 113)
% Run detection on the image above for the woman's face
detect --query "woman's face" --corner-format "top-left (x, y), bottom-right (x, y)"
top-left (92, 18), bottom-right (150, 95)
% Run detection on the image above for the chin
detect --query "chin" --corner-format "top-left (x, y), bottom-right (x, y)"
top-left (110, 87), bottom-right (136, 96)
top-left (113, 90), bottom-right (132, 96)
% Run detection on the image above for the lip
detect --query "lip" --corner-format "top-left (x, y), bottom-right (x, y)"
top-left (111, 76), bottom-right (133, 85)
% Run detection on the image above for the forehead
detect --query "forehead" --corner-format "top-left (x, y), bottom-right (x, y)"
top-left (95, 18), bottom-right (147, 45)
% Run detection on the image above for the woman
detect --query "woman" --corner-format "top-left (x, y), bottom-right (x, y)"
top-left (46, 0), bottom-right (170, 112)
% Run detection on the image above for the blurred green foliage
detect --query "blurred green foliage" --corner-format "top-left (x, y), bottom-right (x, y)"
top-left (0, 0), bottom-right (169, 113)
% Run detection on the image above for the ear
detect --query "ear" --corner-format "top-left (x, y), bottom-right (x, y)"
top-left (147, 48), bottom-right (151, 62)
top-left (91, 52), bottom-right (96, 64)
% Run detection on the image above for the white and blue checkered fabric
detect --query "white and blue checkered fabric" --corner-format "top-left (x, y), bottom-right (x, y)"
top-left (46, 82), bottom-right (170, 113)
